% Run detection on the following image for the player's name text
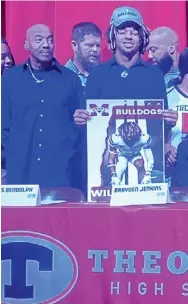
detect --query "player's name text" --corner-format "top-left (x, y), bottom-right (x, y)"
top-left (114, 186), bottom-right (162, 193)
top-left (1, 187), bottom-right (33, 193)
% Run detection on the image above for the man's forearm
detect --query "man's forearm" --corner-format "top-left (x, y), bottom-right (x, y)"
top-left (143, 148), bottom-right (154, 174)
top-left (108, 152), bottom-right (117, 175)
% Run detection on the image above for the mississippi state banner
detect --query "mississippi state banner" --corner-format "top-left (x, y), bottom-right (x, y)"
top-left (87, 99), bottom-right (164, 202)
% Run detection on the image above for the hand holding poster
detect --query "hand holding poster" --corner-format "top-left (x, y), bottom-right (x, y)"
top-left (87, 99), bottom-right (165, 202)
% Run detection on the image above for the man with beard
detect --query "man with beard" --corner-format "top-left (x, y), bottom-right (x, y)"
top-left (1, 37), bottom-right (15, 74)
top-left (66, 22), bottom-right (101, 195)
top-left (2, 24), bottom-right (82, 188)
top-left (66, 22), bottom-right (102, 87)
top-left (1, 37), bottom-right (15, 184)
top-left (148, 27), bottom-right (180, 88)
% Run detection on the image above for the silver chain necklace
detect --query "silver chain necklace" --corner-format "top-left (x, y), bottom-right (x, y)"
top-left (28, 63), bottom-right (44, 83)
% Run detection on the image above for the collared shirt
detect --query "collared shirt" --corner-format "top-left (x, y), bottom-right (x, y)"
top-left (65, 59), bottom-right (88, 87)
top-left (165, 68), bottom-right (180, 88)
top-left (85, 57), bottom-right (167, 109)
top-left (2, 59), bottom-right (83, 187)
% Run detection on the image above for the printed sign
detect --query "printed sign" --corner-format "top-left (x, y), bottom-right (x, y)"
top-left (1, 185), bottom-right (41, 206)
top-left (110, 183), bottom-right (170, 206)
top-left (87, 99), bottom-right (165, 202)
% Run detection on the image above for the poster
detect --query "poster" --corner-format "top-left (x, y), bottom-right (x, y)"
top-left (87, 99), bottom-right (165, 202)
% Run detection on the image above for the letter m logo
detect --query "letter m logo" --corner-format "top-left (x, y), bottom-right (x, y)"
top-left (89, 104), bottom-right (109, 116)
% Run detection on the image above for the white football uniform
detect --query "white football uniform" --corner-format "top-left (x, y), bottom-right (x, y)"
top-left (167, 86), bottom-right (188, 148)
top-left (109, 133), bottom-right (153, 182)
top-left (109, 133), bottom-right (152, 158)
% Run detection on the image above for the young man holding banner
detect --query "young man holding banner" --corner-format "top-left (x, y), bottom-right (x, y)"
top-left (74, 6), bottom-right (178, 193)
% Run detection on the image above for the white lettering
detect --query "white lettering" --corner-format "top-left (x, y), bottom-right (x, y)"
top-left (182, 283), bottom-right (188, 296)
top-left (127, 281), bottom-right (131, 295)
top-left (138, 282), bottom-right (147, 295)
top-left (91, 189), bottom-right (111, 197)
top-left (154, 283), bottom-right (164, 295)
top-left (115, 108), bottom-right (161, 116)
top-left (110, 282), bottom-right (120, 295)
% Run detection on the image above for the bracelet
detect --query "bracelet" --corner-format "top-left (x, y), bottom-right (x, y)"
top-left (146, 171), bottom-right (152, 176)
top-left (108, 164), bottom-right (115, 168)
top-left (111, 172), bottom-right (117, 177)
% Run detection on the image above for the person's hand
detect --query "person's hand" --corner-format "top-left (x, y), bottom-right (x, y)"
top-left (111, 176), bottom-right (122, 185)
top-left (162, 110), bottom-right (178, 127)
top-left (74, 109), bottom-right (91, 125)
top-left (165, 143), bottom-right (177, 166)
top-left (141, 174), bottom-right (151, 184)
top-left (1, 169), bottom-right (6, 178)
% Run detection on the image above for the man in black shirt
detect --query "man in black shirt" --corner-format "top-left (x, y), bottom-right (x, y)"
top-left (2, 24), bottom-right (83, 188)
top-left (73, 7), bottom-right (177, 194)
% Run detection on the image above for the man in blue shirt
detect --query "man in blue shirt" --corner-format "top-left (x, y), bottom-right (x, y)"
top-left (65, 22), bottom-right (102, 87)
top-left (74, 6), bottom-right (177, 127)
top-left (2, 24), bottom-right (82, 188)
top-left (148, 27), bottom-right (180, 88)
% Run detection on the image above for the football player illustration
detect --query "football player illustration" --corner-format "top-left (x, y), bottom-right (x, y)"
top-left (108, 121), bottom-right (154, 185)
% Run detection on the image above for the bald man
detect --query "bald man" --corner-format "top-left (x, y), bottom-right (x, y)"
top-left (148, 26), bottom-right (180, 88)
top-left (2, 24), bottom-right (83, 188)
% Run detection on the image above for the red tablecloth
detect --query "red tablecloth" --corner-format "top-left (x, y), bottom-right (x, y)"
top-left (2, 203), bottom-right (188, 304)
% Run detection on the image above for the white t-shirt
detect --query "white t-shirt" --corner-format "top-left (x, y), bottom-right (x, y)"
top-left (167, 86), bottom-right (188, 148)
